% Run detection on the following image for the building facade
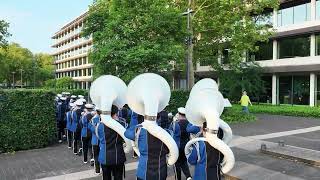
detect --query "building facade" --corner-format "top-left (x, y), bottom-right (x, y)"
top-left (196, 0), bottom-right (320, 106)
top-left (52, 12), bottom-right (93, 89)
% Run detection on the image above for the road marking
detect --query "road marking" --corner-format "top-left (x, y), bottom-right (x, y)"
top-left (35, 161), bottom-right (138, 180)
top-left (244, 126), bottom-right (320, 140)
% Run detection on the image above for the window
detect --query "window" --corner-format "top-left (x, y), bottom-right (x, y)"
top-left (279, 75), bottom-right (310, 105)
top-left (317, 0), bottom-right (320, 19)
top-left (88, 68), bottom-right (92, 76)
top-left (84, 69), bottom-right (87, 76)
top-left (79, 70), bottom-right (82, 76)
top-left (317, 34), bottom-right (320, 56)
top-left (249, 41), bottom-right (273, 61)
top-left (255, 12), bottom-right (273, 26)
top-left (259, 76), bottom-right (272, 103)
top-left (278, 35), bottom-right (310, 59)
top-left (221, 48), bottom-right (230, 64)
top-left (79, 58), bottom-right (82, 65)
top-left (277, 2), bottom-right (311, 27)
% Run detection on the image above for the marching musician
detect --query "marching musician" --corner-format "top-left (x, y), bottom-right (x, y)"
top-left (70, 99), bottom-right (83, 155)
top-left (170, 107), bottom-right (192, 180)
top-left (66, 102), bottom-right (75, 148)
top-left (80, 104), bottom-right (94, 164)
top-left (56, 97), bottom-right (67, 143)
top-left (125, 115), bottom-right (169, 180)
top-left (97, 105), bottom-right (127, 180)
top-left (88, 108), bottom-right (101, 174)
top-left (186, 122), bottom-right (224, 180)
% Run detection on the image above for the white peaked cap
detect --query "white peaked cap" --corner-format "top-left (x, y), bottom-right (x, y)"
top-left (69, 102), bottom-right (75, 108)
top-left (178, 107), bottom-right (186, 115)
top-left (78, 95), bottom-right (84, 99)
top-left (71, 95), bottom-right (77, 98)
top-left (57, 94), bottom-right (62, 98)
top-left (60, 97), bottom-right (67, 101)
top-left (81, 98), bottom-right (87, 103)
top-left (65, 92), bottom-right (71, 95)
top-left (85, 104), bottom-right (94, 109)
top-left (75, 99), bottom-right (83, 106)
top-left (62, 92), bottom-right (67, 95)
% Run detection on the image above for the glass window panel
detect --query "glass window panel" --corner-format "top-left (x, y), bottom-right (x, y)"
top-left (259, 76), bottom-right (272, 103)
top-left (294, 4), bottom-right (308, 24)
top-left (279, 76), bottom-right (292, 104)
top-left (293, 76), bottom-right (310, 105)
top-left (278, 36), bottom-right (310, 59)
top-left (254, 41), bottom-right (273, 61)
top-left (317, 0), bottom-right (320, 19)
top-left (316, 35), bottom-right (320, 56)
top-left (281, 7), bottom-right (294, 26)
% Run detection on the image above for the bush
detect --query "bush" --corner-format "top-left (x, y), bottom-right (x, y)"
top-left (0, 89), bottom-right (56, 153)
top-left (167, 90), bottom-right (256, 124)
top-left (235, 104), bottom-right (320, 118)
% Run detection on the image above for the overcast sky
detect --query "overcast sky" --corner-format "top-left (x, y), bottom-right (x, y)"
top-left (0, 0), bottom-right (93, 54)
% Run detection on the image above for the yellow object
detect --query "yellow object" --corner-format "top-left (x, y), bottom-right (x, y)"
top-left (240, 95), bottom-right (251, 106)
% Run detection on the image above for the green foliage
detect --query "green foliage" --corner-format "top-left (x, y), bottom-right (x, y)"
top-left (167, 90), bottom-right (256, 124)
top-left (0, 20), bottom-right (10, 47)
top-left (44, 77), bottom-right (73, 89)
top-left (219, 63), bottom-right (265, 101)
top-left (0, 89), bottom-right (56, 153)
top-left (83, 0), bottom-right (187, 82)
top-left (0, 43), bottom-right (54, 88)
top-left (191, 0), bottom-right (279, 70)
top-left (233, 104), bottom-right (320, 118)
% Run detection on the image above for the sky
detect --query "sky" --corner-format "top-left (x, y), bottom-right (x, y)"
top-left (0, 0), bottom-right (93, 54)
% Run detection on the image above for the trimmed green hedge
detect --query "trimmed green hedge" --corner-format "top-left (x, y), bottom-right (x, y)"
top-left (0, 90), bottom-right (56, 153)
top-left (168, 91), bottom-right (256, 124)
top-left (234, 104), bottom-right (320, 118)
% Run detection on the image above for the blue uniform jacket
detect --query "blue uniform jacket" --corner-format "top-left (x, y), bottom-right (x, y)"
top-left (66, 111), bottom-right (72, 130)
top-left (88, 115), bottom-right (100, 145)
top-left (125, 125), bottom-right (169, 180)
top-left (80, 113), bottom-right (93, 138)
top-left (186, 123), bottom-right (201, 134)
top-left (97, 118), bottom-right (127, 166)
top-left (170, 119), bottom-right (190, 150)
top-left (187, 129), bottom-right (224, 180)
top-left (70, 109), bottom-right (82, 132)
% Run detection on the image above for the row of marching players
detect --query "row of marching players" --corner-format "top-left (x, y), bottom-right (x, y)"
top-left (55, 94), bottom-right (224, 180)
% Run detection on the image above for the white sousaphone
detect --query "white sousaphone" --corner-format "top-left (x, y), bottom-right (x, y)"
top-left (184, 78), bottom-right (235, 174)
top-left (90, 75), bottom-right (132, 153)
top-left (126, 73), bottom-right (179, 165)
top-left (189, 78), bottom-right (233, 144)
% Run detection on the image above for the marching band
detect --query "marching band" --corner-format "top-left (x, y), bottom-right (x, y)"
top-left (54, 73), bottom-right (235, 180)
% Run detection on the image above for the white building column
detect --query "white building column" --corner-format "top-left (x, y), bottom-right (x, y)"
top-left (272, 74), bottom-right (277, 105)
top-left (311, 0), bottom-right (316, 21)
top-left (273, 8), bottom-right (278, 28)
top-left (273, 40), bottom-right (277, 60)
top-left (310, 73), bottom-right (316, 107)
top-left (311, 34), bottom-right (316, 56)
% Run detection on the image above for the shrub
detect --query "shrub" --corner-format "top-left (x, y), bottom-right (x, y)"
top-left (0, 89), bottom-right (56, 153)
top-left (236, 104), bottom-right (320, 118)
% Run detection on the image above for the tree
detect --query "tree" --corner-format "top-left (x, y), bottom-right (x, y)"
top-left (0, 43), bottom-right (54, 88)
top-left (0, 20), bottom-right (11, 47)
top-left (83, 0), bottom-right (187, 82)
top-left (0, 43), bottom-right (33, 87)
top-left (44, 77), bottom-right (73, 89)
top-left (219, 63), bottom-right (265, 102)
top-left (190, 0), bottom-right (278, 71)
top-left (33, 53), bottom-right (55, 87)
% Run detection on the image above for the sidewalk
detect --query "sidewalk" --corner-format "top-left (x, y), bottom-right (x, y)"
top-left (1, 114), bottom-right (320, 180)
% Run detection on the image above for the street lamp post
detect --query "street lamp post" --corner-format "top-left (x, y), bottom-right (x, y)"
top-left (182, 0), bottom-right (195, 90)
top-left (12, 72), bottom-right (16, 89)
top-left (19, 68), bottom-right (24, 88)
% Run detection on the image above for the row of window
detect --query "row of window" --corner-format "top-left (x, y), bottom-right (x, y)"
top-left (55, 44), bottom-right (92, 61)
top-left (257, 0), bottom-right (320, 27)
top-left (56, 57), bottom-right (89, 70)
top-left (200, 34), bottom-right (320, 66)
top-left (56, 68), bottom-right (92, 78)
top-left (55, 37), bottom-right (89, 52)
top-left (55, 23), bottom-right (83, 41)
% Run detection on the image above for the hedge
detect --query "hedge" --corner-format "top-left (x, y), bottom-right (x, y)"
top-left (233, 104), bottom-right (320, 118)
top-left (0, 89), bottom-right (57, 153)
